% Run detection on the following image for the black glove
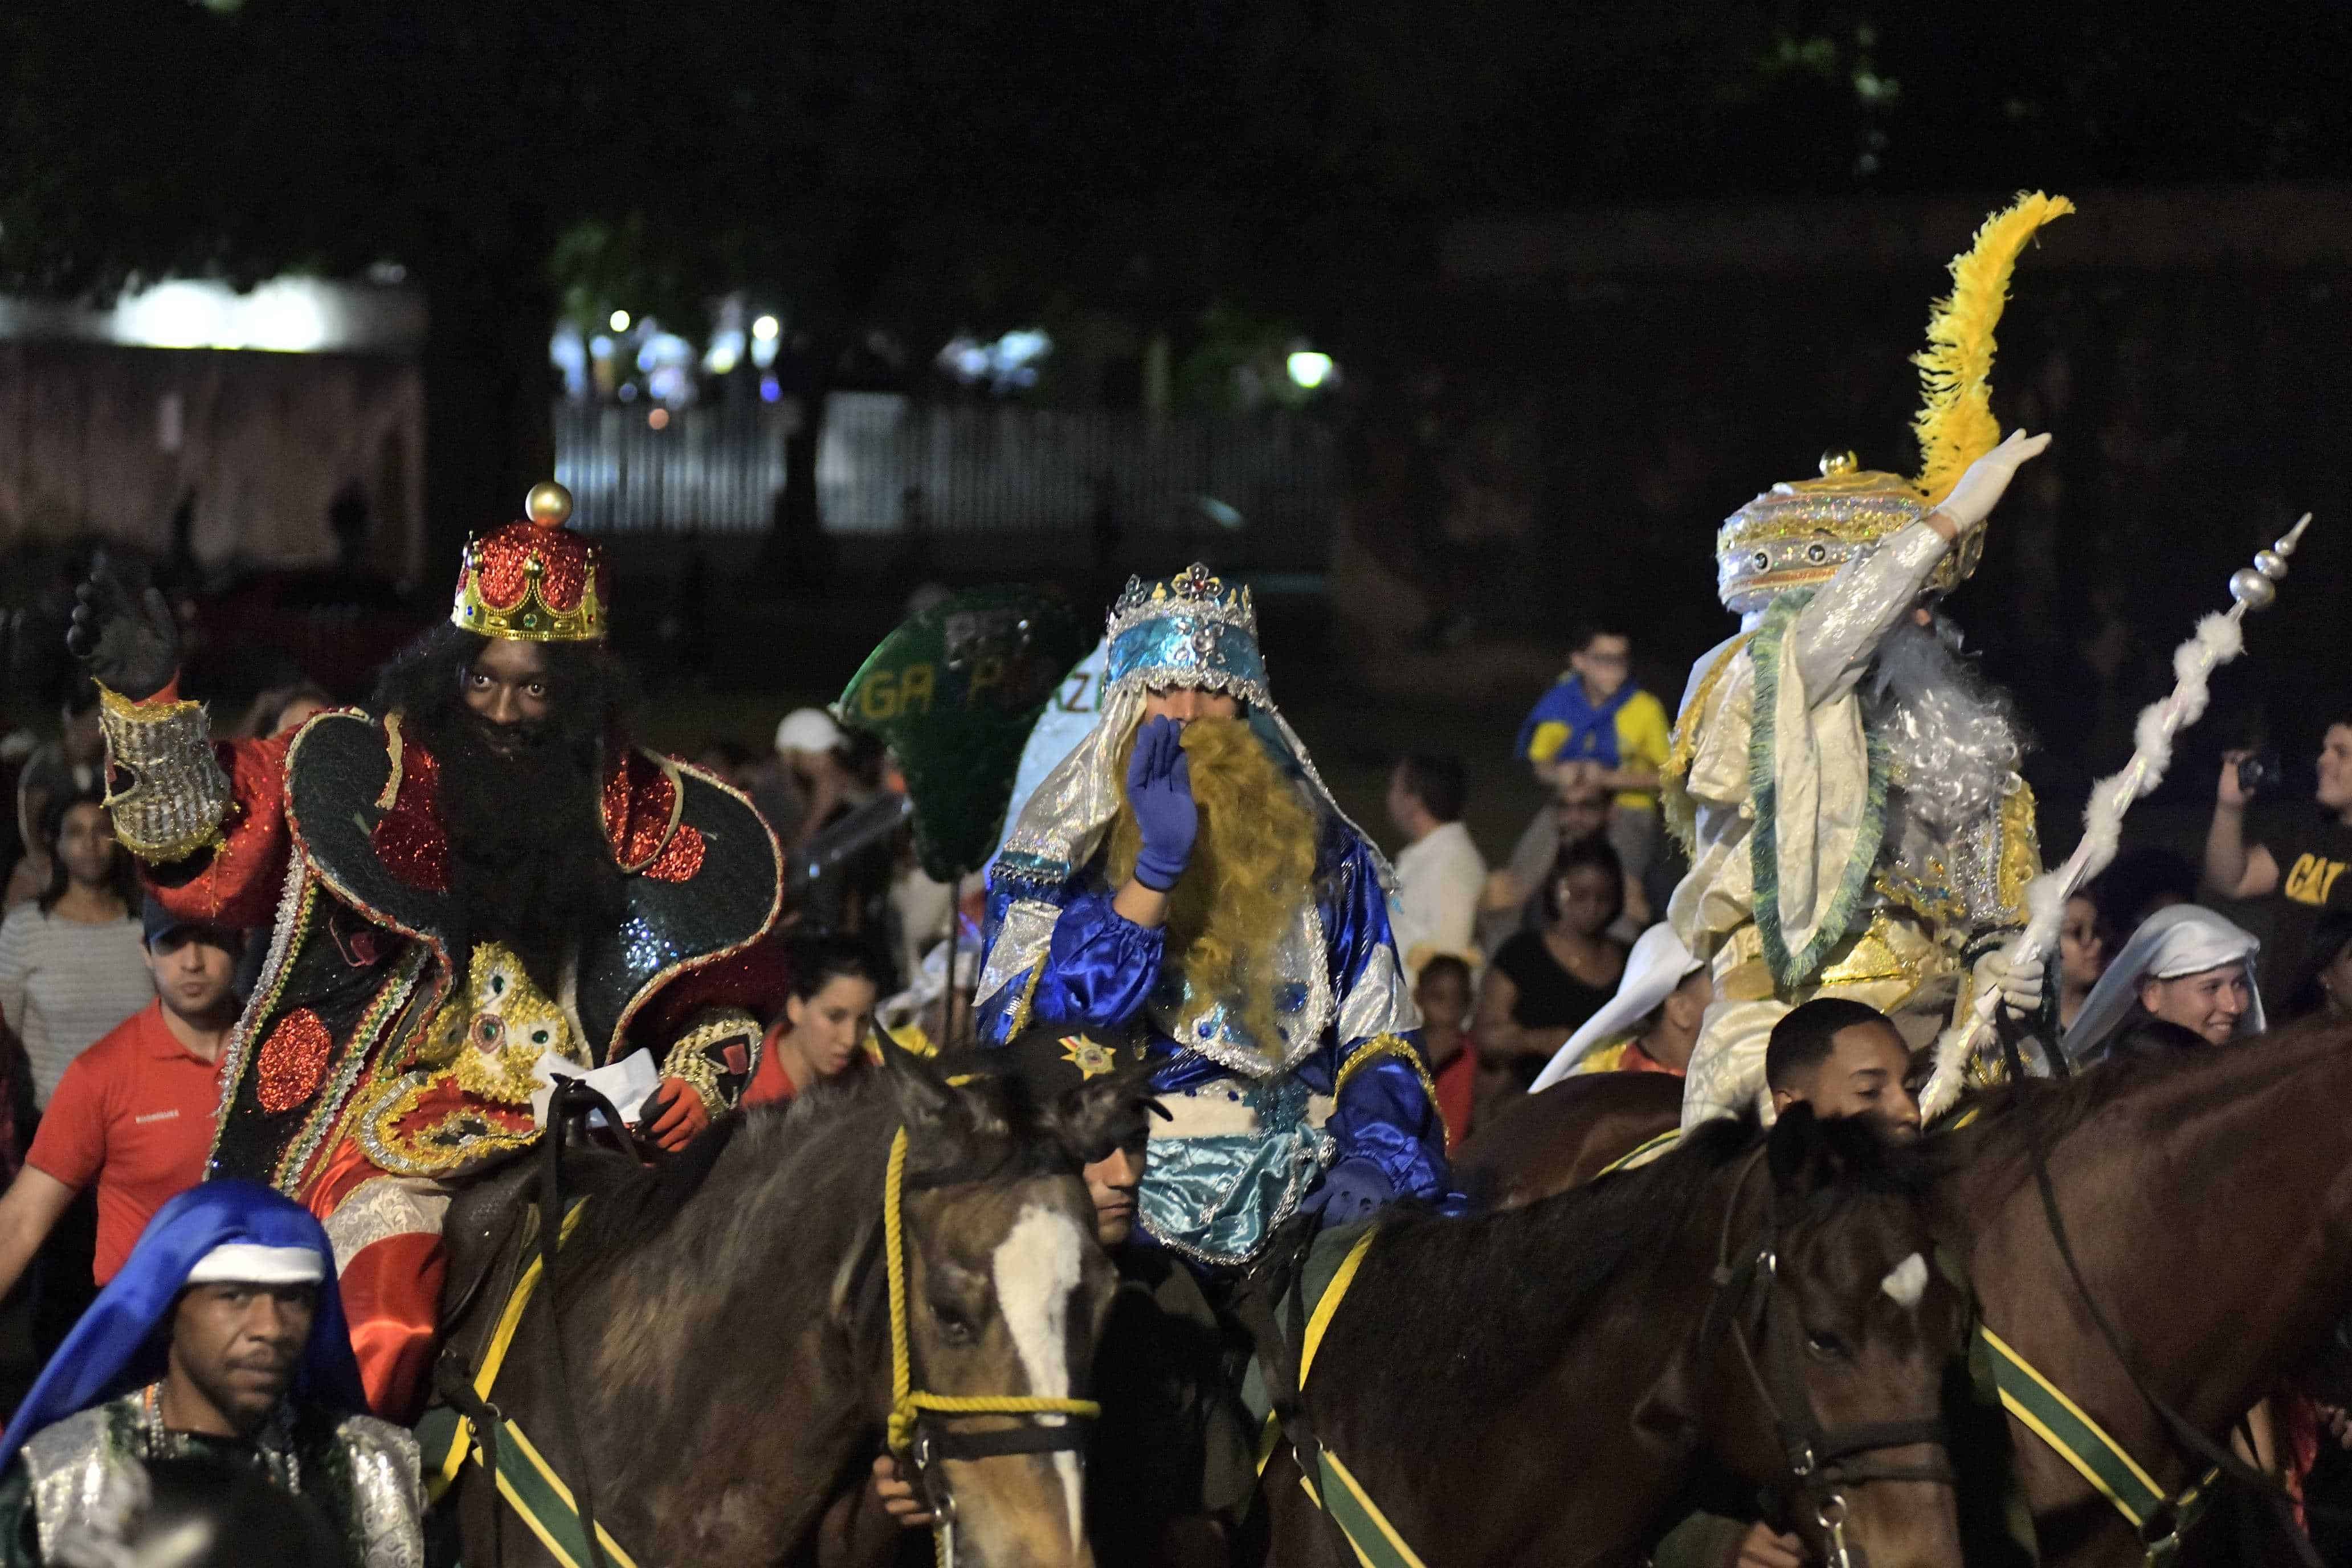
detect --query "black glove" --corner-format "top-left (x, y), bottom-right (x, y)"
top-left (65, 554), bottom-right (179, 701)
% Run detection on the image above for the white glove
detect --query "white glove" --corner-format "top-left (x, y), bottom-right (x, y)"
top-left (1935, 429), bottom-right (2052, 530)
top-left (1978, 946), bottom-right (2046, 1023)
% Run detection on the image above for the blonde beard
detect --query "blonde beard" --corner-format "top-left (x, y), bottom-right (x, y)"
top-left (1106, 715), bottom-right (1319, 1060)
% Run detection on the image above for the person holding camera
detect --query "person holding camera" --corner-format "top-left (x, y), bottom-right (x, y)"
top-left (2204, 713), bottom-right (2352, 1003)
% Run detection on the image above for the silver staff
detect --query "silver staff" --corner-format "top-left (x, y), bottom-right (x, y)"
top-left (1920, 513), bottom-right (2314, 1117)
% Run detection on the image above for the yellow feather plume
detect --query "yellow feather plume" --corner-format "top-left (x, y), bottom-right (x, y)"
top-left (1910, 191), bottom-right (2073, 505)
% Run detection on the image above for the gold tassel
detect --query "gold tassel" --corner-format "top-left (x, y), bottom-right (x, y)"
top-left (1910, 191), bottom-right (2073, 505)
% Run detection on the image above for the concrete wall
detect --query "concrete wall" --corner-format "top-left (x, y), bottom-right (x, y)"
top-left (0, 342), bottom-right (425, 582)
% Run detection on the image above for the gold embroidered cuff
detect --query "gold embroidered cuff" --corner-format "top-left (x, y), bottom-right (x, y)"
top-left (662, 1011), bottom-right (759, 1116)
top-left (96, 684), bottom-right (230, 863)
top-left (1333, 1032), bottom-right (1439, 1110)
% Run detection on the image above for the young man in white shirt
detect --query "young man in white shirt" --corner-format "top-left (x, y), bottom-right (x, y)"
top-left (1386, 753), bottom-right (1487, 979)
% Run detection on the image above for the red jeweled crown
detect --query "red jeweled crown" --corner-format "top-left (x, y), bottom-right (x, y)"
top-left (450, 482), bottom-right (609, 643)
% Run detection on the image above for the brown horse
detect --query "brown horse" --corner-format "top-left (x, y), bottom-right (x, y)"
top-left (1471, 1020), bottom-right (2352, 1568)
top-left (436, 1043), bottom-right (1134, 1568)
top-left (1452, 1070), bottom-right (1683, 1208)
top-left (1254, 1105), bottom-right (1969, 1568)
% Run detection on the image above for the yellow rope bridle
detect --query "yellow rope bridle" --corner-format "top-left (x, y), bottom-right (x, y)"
top-left (881, 1126), bottom-right (1102, 1457)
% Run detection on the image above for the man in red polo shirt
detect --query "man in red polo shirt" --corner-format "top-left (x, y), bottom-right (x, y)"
top-left (0, 897), bottom-right (240, 1290)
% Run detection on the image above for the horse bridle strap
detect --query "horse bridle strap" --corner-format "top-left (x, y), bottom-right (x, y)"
top-left (880, 1127), bottom-right (1100, 1463)
top-left (1986, 1020), bottom-right (2331, 1568)
top-left (1706, 1147), bottom-right (1957, 1505)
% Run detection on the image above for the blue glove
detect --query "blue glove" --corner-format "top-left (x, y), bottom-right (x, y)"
top-left (1303, 1157), bottom-right (1394, 1228)
top-left (1125, 716), bottom-right (1197, 891)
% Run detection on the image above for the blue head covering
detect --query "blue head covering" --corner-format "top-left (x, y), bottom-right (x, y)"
top-left (0, 1180), bottom-right (366, 1472)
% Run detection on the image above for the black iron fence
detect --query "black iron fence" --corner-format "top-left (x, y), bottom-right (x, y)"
top-left (553, 396), bottom-right (1338, 552)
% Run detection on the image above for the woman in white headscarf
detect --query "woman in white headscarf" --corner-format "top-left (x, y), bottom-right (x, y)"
top-left (2062, 903), bottom-right (2263, 1066)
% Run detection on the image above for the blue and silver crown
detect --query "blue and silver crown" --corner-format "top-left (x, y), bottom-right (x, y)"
top-left (1103, 563), bottom-right (1269, 707)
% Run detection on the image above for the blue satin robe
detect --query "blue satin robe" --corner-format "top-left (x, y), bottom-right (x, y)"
top-left (979, 815), bottom-right (1451, 1263)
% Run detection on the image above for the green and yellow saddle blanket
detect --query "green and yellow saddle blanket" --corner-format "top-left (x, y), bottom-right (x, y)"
top-left (414, 1198), bottom-right (642, 1568)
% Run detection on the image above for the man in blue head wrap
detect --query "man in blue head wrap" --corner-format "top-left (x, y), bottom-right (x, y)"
top-left (980, 564), bottom-right (1452, 1270)
top-left (0, 1181), bottom-right (422, 1567)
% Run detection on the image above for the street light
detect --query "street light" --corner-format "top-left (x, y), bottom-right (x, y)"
top-left (1285, 349), bottom-right (1334, 390)
top-left (609, 309), bottom-right (632, 332)
top-left (752, 314), bottom-right (780, 341)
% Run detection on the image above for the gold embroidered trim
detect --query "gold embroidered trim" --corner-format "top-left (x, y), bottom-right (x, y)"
top-left (1333, 1032), bottom-right (1438, 1112)
top-left (660, 1011), bottom-right (756, 1116)
top-left (1996, 779), bottom-right (2041, 925)
top-left (375, 713), bottom-right (405, 811)
top-left (1661, 634), bottom-right (1752, 855)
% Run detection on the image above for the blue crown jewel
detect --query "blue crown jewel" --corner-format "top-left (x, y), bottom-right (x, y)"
top-left (1104, 563), bottom-right (1269, 705)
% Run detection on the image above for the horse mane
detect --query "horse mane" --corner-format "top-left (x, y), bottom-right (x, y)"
top-left (1931, 1015), bottom-right (2352, 1184)
top-left (1342, 1109), bottom-right (1933, 1452)
top-left (556, 1071), bottom-right (903, 1302)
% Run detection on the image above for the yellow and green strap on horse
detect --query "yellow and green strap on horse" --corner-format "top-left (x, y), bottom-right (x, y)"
top-left (1248, 1224), bottom-right (1431, 1568)
top-left (1977, 1325), bottom-right (2214, 1551)
top-left (415, 1198), bottom-right (642, 1568)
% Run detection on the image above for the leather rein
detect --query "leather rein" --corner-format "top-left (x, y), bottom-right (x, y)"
top-left (1698, 1145), bottom-right (1954, 1568)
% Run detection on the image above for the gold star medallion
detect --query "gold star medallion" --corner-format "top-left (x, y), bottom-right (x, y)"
top-left (1060, 1035), bottom-right (1116, 1080)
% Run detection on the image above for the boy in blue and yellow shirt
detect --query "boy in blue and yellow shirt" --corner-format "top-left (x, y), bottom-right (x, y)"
top-left (1514, 626), bottom-right (1671, 889)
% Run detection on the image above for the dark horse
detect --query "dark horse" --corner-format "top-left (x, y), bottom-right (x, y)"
top-left (1256, 1105), bottom-right (1969, 1567)
top-left (436, 1044), bottom-right (1135, 1568)
top-left (1452, 1070), bottom-right (1684, 1208)
top-left (1468, 1020), bottom-right (2352, 1568)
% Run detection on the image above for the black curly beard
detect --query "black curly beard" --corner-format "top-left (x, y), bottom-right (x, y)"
top-left (373, 626), bottom-right (632, 994)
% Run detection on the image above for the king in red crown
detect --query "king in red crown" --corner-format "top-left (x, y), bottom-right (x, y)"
top-left (67, 483), bottom-right (785, 1419)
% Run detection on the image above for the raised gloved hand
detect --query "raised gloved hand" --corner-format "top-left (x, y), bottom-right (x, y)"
top-left (1303, 1157), bottom-right (1394, 1228)
top-left (1934, 428), bottom-right (2052, 533)
top-left (64, 553), bottom-right (180, 701)
top-left (1125, 716), bottom-right (1198, 891)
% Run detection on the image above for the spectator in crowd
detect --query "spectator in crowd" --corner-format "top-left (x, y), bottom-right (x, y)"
top-left (773, 707), bottom-right (858, 853)
top-left (1471, 838), bottom-right (1628, 1124)
top-left (1386, 753), bottom-right (1486, 980)
top-left (0, 786), bottom-right (151, 1109)
top-left (2094, 844), bottom-right (2199, 941)
top-left (1415, 955), bottom-right (1476, 1149)
top-left (691, 738), bottom-right (757, 789)
top-left (2286, 909), bottom-right (2352, 1024)
top-left (232, 680), bottom-right (335, 741)
top-left (0, 898), bottom-right (240, 1297)
top-left (2064, 904), bottom-right (2263, 1065)
top-left (1764, 998), bottom-right (1922, 1141)
top-left (1513, 624), bottom-right (1672, 893)
top-left (775, 710), bottom-right (893, 948)
top-left (1479, 775), bottom-right (1611, 954)
top-left (265, 682), bottom-right (334, 737)
top-left (1529, 924), bottom-right (1712, 1089)
top-left (4, 683), bottom-right (105, 914)
top-left (2207, 718), bottom-right (2352, 1001)
top-left (2057, 892), bottom-right (2109, 1032)
top-left (743, 938), bottom-right (887, 1108)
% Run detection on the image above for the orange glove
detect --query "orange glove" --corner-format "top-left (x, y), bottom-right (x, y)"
top-left (643, 1077), bottom-right (711, 1152)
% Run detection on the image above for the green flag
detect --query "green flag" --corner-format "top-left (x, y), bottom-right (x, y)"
top-left (837, 587), bottom-right (1088, 881)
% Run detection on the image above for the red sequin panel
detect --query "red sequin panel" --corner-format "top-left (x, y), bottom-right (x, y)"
top-left (473, 526), bottom-right (533, 608)
top-left (605, 754), bottom-right (683, 869)
top-left (532, 540), bottom-right (590, 611)
top-left (258, 1008), bottom-right (334, 1114)
top-left (470, 520), bottom-right (596, 611)
top-left (371, 742), bottom-right (449, 892)
top-left (644, 823), bottom-right (705, 883)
